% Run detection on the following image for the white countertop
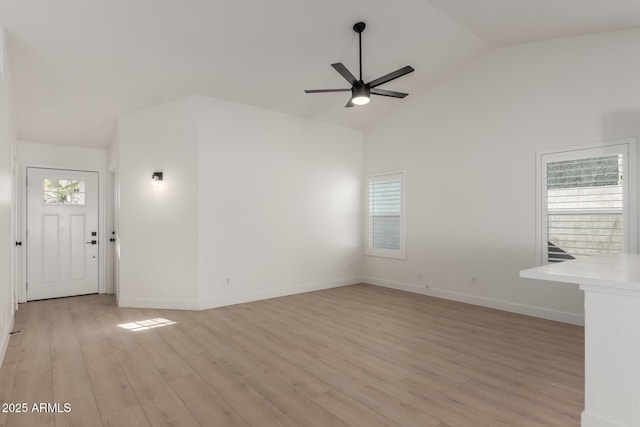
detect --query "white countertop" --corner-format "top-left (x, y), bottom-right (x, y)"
top-left (520, 253), bottom-right (640, 293)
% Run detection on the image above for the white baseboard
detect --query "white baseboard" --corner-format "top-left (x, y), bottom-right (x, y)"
top-left (117, 297), bottom-right (199, 310)
top-left (117, 277), bottom-right (362, 311)
top-left (582, 411), bottom-right (621, 427)
top-left (198, 277), bottom-right (362, 310)
top-left (364, 276), bottom-right (585, 326)
top-left (0, 315), bottom-right (15, 368)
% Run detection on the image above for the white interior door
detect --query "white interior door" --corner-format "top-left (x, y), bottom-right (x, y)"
top-left (27, 168), bottom-right (99, 300)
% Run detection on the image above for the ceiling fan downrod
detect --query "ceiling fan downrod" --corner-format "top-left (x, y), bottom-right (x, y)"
top-left (354, 21), bottom-right (366, 82)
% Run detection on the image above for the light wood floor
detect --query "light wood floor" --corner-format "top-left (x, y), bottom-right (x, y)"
top-left (0, 284), bottom-right (584, 427)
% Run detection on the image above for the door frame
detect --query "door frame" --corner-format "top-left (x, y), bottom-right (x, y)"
top-left (18, 162), bottom-right (107, 302)
top-left (11, 144), bottom-right (18, 311)
top-left (106, 168), bottom-right (119, 297)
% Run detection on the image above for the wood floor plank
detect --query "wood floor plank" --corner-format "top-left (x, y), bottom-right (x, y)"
top-left (82, 346), bottom-right (140, 416)
top-left (145, 312), bottom-right (207, 358)
top-left (231, 303), bottom-right (334, 357)
top-left (454, 379), bottom-right (580, 427)
top-left (54, 396), bottom-right (103, 427)
top-left (0, 285), bottom-right (584, 427)
top-left (278, 349), bottom-right (442, 427)
top-left (102, 405), bottom-right (151, 427)
top-left (243, 371), bottom-right (349, 427)
top-left (112, 339), bottom-right (192, 426)
top-left (0, 333), bottom-right (22, 427)
top-left (396, 375), bottom-right (508, 427)
top-left (6, 371), bottom-right (54, 427)
top-left (8, 301), bottom-right (55, 427)
top-left (183, 352), bottom-right (297, 427)
top-left (72, 305), bottom-right (141, 417)
top-left (312, 390), bottom-right (401, 427)
top-left (6, 409), bottom-right (53, 427)
top-left (227, 332), bottom-right (331, 397)
top-left (317, 349), bottom-right (493, 427)
top-left (170, 374), bottom-right (250, 427)
top-left (51, 358), bottom-right (94, 403)
top-left (133, 331), bottom-right (195, 382)
top-left (49, 304), bottom-right (94, 402)
top-left (180, 321), bottom-right (266, 378)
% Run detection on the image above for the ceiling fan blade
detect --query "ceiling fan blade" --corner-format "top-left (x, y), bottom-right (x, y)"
top-left (304, 89), bottom-right (351, 93)
top-left (368, 66), bottom-right (414, 88)
top-left (370, 88), bottom-right (408, 98)
top-left (332, 63), bottom-right (358, 86)
top-left (345, 98), bottom-right (354, 108)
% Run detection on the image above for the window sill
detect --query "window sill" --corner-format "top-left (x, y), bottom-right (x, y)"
top-left (365, 249), bottom-right (406, 260)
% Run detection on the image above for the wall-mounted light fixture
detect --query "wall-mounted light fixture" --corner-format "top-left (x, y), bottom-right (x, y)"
top-left (151, 172), bottom-right (163, 186)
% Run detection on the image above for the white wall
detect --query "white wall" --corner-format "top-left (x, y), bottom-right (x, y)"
top-left (197, 96), bottom-right (363, 308)
top-left (117, 97), bottom-right (200, 309)
top-left (0, 27), bottom-right (17, 366)
top-left (107, 123), bottom-right (119, 172)
top-left (363, 28), bottom-right (640, 325)
top-left (116, 95), bottom-right (363, 310)
top-left (20, 140), bottom-right (108, 169)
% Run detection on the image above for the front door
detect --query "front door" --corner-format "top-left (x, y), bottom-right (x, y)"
top-left (27, 168), bottom-right (99, 300)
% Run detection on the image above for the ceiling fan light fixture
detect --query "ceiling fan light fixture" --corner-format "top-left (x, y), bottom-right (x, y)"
top-left (351, 84), bottom-right (370, 105)
top-left (352, 96), bottom-right (370, 106)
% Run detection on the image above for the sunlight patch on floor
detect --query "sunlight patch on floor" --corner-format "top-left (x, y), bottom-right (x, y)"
top-left (117, 318), bottom-right (176, 332)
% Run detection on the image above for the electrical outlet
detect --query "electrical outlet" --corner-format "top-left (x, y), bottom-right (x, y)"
top-left (471, 275), bottom-right (478, 286)
top-left (226, 277), bottom-right (231, 285)
top-left (417, 271), bottom-right (423, 280)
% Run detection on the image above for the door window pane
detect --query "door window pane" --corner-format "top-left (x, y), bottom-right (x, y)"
top-left (43, 179), bottom-right (86, 205)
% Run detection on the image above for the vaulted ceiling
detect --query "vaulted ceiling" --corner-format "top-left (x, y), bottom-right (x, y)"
top-left (1, 0), bottom-right (640, 147)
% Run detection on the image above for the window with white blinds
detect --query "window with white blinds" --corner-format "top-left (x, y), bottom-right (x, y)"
top-left (539, 142), bottom-right (636, 264)
top-left (366, 171), bottom-right (405, 259)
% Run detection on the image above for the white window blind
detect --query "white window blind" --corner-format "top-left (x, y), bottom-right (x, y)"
top-left (367, 172), bottom-right (405, 259)
top-left (540, 143), bottom-right (633, 264)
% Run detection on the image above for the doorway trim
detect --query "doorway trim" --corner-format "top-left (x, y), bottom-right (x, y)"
top-left (106, 168), bottom-right (119, 297)
top-left (18, 162), bottom-right (107, 302)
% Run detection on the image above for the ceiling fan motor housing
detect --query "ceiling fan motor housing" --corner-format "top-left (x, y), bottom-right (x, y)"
top-left (352, 83), bottom-right (370, 99)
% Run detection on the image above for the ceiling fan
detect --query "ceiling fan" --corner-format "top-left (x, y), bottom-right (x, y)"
top-left (305, 22), bottom-right (414, 107)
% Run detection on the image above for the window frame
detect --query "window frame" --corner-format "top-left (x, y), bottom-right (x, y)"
top-left (366, 170), bottom-right (406, 260)
top-left (535, 138), bottom-right (637, 266)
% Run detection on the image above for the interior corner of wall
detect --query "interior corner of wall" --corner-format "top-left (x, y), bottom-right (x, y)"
top-left (0, 27), bottom-right (5, 78)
